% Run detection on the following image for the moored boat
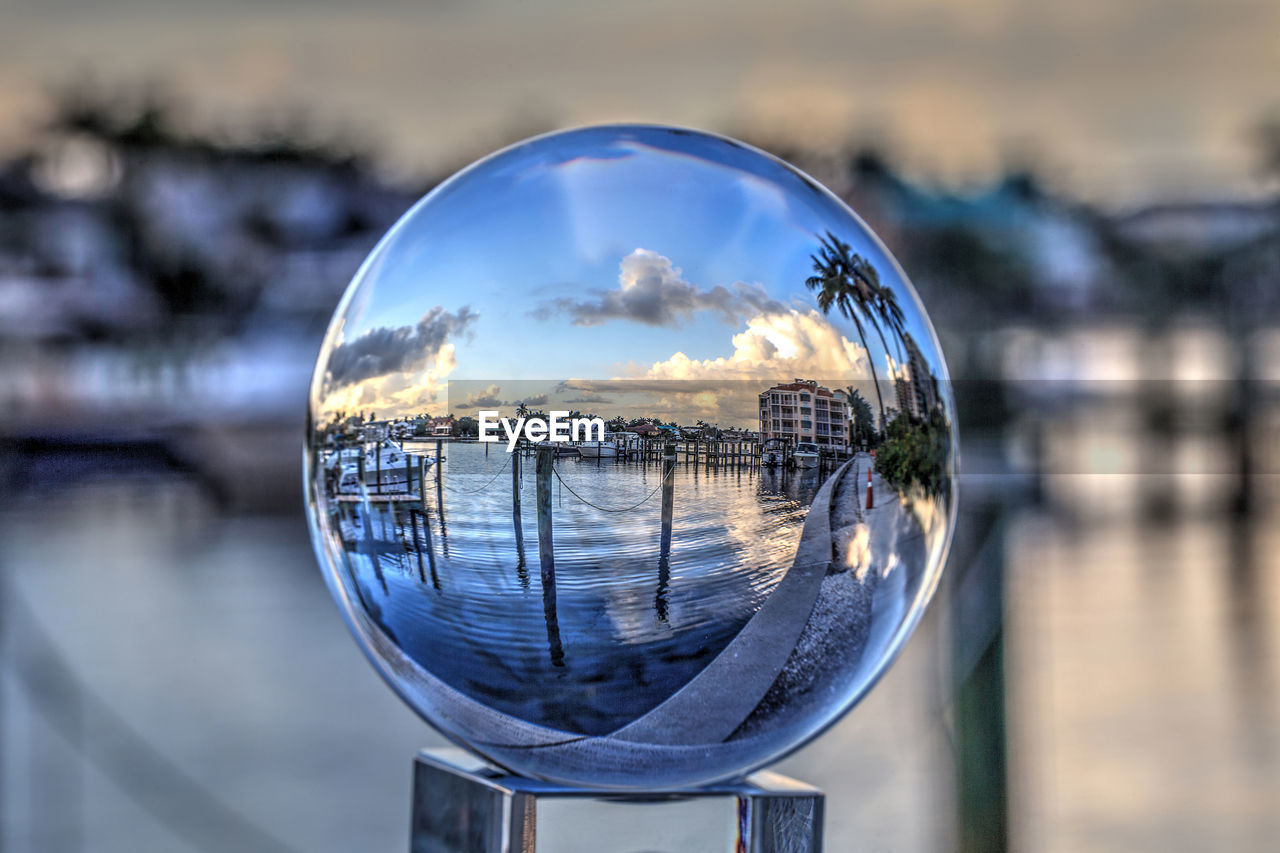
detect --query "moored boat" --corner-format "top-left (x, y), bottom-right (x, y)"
top-left (791, 442), bottom-right (820, 469)
top-left (576, 432), bottom-right (620, 458)
top-left (335, 441), bottom-right (435, 494)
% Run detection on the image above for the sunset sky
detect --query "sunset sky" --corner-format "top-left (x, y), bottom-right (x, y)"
top-left (3, 0), bottom-right (1277, 205)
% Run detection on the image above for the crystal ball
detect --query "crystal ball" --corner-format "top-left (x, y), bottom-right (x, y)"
top-left (305, 125), bottom-right (957, 789)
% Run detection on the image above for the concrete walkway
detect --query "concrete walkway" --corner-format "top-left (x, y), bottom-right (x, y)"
top-left (611, 459), bottom-right (854, 745)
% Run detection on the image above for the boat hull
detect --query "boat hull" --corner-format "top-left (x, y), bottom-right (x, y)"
top-left (577, 442), bottom-right (619, 458)
top-left (336, 454), bottom-right (435, 494)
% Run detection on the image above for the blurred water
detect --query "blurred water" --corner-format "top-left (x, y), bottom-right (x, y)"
top-left (1008, 513), bottom-right (1280, 851)
top-left (3, 325), bottom-right (1280, 850)
top-left (0, 475), bottom-right (951, 852)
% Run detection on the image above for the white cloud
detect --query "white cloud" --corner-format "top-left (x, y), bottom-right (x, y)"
top-left (642, 308), bottom-right (870, 381)
top-left (537, 249), bottom-right (785, 327)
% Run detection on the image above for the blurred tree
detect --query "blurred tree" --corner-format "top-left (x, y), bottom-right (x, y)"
top-left (1255, 111), bottom-right (1280, 181)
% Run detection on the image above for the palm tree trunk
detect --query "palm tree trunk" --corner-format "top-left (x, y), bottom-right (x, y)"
top-left (853, 319), bottom-right (888, 434)
top-left (869, 318), bottom-right (896, 388)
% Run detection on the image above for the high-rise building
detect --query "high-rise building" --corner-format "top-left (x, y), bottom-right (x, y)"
top-left (758, 379), bottom-right (849, 451)
top-left (894, 333), bottom-right (940, 423)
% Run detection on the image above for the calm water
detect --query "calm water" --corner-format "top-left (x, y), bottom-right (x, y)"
top-left (333, 442), bottom-right (826, 735)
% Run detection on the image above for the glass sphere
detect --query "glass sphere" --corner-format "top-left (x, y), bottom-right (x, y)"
top-left (305, 125), bottom-right (957, 789)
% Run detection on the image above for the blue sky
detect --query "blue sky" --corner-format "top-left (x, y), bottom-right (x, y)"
top-left (316, 128), bottom-right (947, 425)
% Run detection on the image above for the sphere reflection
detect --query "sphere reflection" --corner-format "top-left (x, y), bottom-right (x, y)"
top-left (305, 125), bottom-right (957, 788)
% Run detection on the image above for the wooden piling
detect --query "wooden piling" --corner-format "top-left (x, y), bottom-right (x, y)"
top-left (434, 439), bottom-right (445, 527)
top-left (660, 441), bottom-right (676, 556)
top-left (535, 444), bottom-right (563, 666)
top-left (512, 450), bottom-right (527, 587)
top-left (536, 444), bottom-right (555, 586)
top-left (409, 508), bottom-right (426, 582)
top-left (512, 450), bottom-right (522, 516)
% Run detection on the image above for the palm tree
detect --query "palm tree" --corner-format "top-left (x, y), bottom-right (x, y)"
top-left (875, 279), bottom-right (908, 364)
top-left (806, 231), bottom-right (891, 429)
top-left (845, 386), bottom-right (877, 447)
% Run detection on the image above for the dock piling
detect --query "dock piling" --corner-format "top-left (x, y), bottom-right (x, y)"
top-left (536, 444), bottom-right (555, 585)
top-left (660, 441), bottom-right (676, 556)
top-left (535, 444), bottom-right (564, 666)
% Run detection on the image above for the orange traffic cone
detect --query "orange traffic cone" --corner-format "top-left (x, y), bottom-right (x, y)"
top-left (865, 467), bottom-right (874, 510)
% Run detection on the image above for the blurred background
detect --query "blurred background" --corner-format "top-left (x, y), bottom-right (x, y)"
top-left (1, 1), bottom-right (1278, 851)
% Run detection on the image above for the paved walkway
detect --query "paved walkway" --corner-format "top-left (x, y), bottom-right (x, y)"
top-left (612, 459), bottom-right (854, 745)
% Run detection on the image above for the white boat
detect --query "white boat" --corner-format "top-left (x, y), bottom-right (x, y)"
top-left (335, 442), bottom-right (434, 494)
top-left (791, 442), bottom-right (820, 469)
top-left (576, 433), bottom-right (620, 458)
top-left (325, 446), bottom-right (363, 470)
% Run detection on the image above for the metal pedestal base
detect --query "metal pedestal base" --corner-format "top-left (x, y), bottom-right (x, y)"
top-left (411, 748), bottom-right (824, 853)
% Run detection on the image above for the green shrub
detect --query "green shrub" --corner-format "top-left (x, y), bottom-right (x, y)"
top-left (874, 411), bottom-right (951, 497)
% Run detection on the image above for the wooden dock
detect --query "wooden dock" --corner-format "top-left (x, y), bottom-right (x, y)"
top-left (333, 493), bottom-right (422, 503)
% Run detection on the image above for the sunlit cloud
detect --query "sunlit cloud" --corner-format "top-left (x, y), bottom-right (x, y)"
top-left (642, 308), bottom-right (870, 382)
top-left (551, 307), bottom-right (875, 425)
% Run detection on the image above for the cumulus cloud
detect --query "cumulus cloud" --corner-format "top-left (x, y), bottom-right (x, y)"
top-left (535, 249), bottom-right (786, 327)
top-left (319, 342), bottom-right (456, 419)
top-left (456, 383), bottom-right (504, 410)
top-left (323, 306), bottom-right (476, 392)
top-left (317, 306), bottom-right (473, 420)
top-left (552, 308), bottom-right (877, 425)
top-left (642, 308), bottom-right (870, 381)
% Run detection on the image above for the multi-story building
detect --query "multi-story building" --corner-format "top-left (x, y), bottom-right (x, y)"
top-left (893, 333), bottom-right (940, 423)
top-left (758, 379), bottom-right (849, 451)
